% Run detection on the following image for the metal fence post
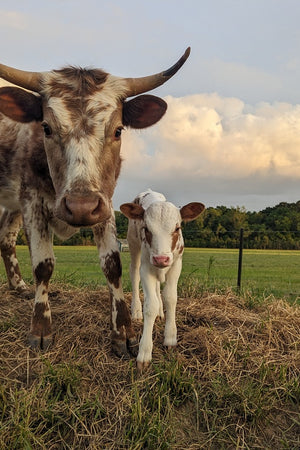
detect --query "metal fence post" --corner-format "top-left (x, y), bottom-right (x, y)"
top-left (237, 228), bottom-right (244, 291)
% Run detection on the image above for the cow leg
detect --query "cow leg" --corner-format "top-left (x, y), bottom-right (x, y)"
top-left (137, 268), bottom-right (160, 372)
top-left (93, 216), bottom-right (138, 358)
top-left (162, 258), bottom-right (182, 348)
top-left (23, 204), bottom-right (54, 350)
top-left (0, 209), bottom-right (27, 292)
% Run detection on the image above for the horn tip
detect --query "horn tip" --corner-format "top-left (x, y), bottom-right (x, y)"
top-left (185, 47), bottom-right (191, 58)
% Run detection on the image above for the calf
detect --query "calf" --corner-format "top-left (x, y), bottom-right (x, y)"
top-left (0, 48), bottom-right (190, 356)
top-left (120, 189), bottom-right (205, 371)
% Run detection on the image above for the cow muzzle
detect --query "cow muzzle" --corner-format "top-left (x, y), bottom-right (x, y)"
top-left (57, 193), bottom-right (111, 226)
top-left (152, 255), bottom-right (172, 268)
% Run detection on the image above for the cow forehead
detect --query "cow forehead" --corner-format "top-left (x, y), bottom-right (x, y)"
top-left (144, 202), bottom-right (181, 231)
top-left (41, 70), bottom-right (128, 131)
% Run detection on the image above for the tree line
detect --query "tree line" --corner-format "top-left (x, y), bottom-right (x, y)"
top-left (117, 200), bottom-right (300, 250)
top-left (15, 200), bottom-right (300, 249)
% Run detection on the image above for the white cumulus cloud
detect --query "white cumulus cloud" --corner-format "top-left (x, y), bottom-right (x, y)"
top-left (116, 93), bottom-right (300, 210)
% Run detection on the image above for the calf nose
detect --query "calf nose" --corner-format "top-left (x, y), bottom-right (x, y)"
top-left (61, 193), bottom-right (110, 226)
top-left (152, 255), bottom-right (170, 268)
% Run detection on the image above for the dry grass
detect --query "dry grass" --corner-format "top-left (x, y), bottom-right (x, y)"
top-left (0, 282), bottom-right (299, 449)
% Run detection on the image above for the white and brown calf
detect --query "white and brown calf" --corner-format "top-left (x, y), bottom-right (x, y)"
top-left (0, 48), bottom-right (190, 356)
top-left (120, 189), bottom-right (205, 371)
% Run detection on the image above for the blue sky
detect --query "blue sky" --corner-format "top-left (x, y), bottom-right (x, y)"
top-left (1, 0), bottom-right (300, 211)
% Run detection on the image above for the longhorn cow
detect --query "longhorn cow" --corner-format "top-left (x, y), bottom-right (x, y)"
top-left (0, 48), bottom-right (190, 356)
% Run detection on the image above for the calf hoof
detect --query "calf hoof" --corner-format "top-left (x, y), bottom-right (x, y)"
top-left (28, 334), bottom-right (52, 351)
top-left (127, 337), bottom-right (139, 357)
top-left (112, 339), bottom-right (131, 359)
top-left (136, 360), bottom-right (151, 374)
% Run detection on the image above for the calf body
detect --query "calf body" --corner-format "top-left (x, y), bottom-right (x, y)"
top-left (121, 189), bottom-right (204, 371)
top-left (0, 49), bottom-right (190, 355)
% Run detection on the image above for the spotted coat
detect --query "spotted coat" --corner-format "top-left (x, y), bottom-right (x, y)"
top-left (0, 49), bottom-right (190, 356)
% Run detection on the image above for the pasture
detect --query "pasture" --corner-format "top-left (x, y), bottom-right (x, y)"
top-left (0, 246), bottom-right (299, 448)
top-left (2, 246), bottom-right (299, 302)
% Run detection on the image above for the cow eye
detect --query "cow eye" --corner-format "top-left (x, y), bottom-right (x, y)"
top-left (175, 226), bottom-right (181, 232)
top-left (42, 122), bottom-right (52, 137)
top-left (114, 127), bottom-right (123, 139)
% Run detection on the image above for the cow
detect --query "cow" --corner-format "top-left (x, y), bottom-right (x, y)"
top-left (120, 189), bottom-right (205, 371)
top-left (0, 48), bottom-right (190, 357)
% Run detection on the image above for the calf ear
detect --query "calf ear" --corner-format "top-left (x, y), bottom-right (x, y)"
top-left (0, 87), bottom-right (43, 123)
top-left (123, 94), bottom-right (167, 129)
top-left (120, 203), bottom-right (145, 220)
top-left (180, 202), bottom-right (205, 222)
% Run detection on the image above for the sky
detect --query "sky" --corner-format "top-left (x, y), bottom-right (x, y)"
top-left (1, 0), bottom-right (300, 212)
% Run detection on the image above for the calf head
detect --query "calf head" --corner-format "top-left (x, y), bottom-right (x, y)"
top-left (0, 48), bottom-right (190, 227)
top-left (121, 200), bottom-right (205, 268)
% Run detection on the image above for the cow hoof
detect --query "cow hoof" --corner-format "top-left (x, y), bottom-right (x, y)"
top-left (127, 337), bottom-right (139, 357)
top-left (28, 334), bottom-right (52, 351)
top-left (112, 340), bottom-right (131, 359)
top-left (136, 360), bottom-right (151, 374)
top-left (18, 289), bottom-right (34, 300)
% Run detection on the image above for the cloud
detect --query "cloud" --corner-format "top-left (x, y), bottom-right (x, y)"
top-left (115, 93), bottom-right (300, 210)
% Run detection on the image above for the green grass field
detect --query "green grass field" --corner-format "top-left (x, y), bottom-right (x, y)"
top-left (2, 246), bottom-right (299, 302)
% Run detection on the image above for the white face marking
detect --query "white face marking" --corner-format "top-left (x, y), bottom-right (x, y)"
top-left (44, 74), bottom-right (128, 195)
top-left (143, 202), bottom-right (182, 265)
top-left (65, 136), bottom-right (101, 191)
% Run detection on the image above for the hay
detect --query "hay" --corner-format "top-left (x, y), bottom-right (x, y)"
top-left (0, 282), bottom-right (299, 448)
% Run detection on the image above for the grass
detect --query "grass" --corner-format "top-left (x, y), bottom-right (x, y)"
top-left (0, 245), bottom-right (299, 447)
top-left (1, 245), bottom-right (299, 302)
top-left (0, 285), bottom-right (299, 449)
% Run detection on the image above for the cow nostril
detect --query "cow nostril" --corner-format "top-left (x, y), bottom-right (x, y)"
top-left (91, 198), bottom-right (102, 216)
top-left (64, 197), bottom-right (72, 216)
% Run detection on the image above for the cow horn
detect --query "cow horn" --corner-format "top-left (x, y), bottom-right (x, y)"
top-left (0, 63), bottom-right (42, 92)
top-left (124, 47), bottom-right (191, 97)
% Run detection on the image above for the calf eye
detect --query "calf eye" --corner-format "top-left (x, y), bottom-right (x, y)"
top-left (175, 226), bottom-right (181, 232)
top-left (114, 127), bottom-right (123, 139)
top-left (42, 122), bottom-right (52, 137)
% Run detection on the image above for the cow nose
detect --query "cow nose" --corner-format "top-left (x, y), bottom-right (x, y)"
top-left (152, 255), bottom-right (170, 268)
top-left (60, 193), bottom-right (110, 226)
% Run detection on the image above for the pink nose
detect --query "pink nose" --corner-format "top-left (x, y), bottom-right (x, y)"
top-left (152, 255), bottom-right (170, 268)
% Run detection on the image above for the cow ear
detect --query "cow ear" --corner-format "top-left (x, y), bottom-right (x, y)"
top-left (120, 203), bottom-right (145, 220)
top-left (180, 202), bottom-right (205, 222)
top-left (0, 87), bottom-right (43, 123)
top-left (123, 94), bottom-right (167, 129)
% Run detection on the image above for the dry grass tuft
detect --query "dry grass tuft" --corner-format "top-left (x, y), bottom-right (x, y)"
top-left (0, 283), bottom-right (299, 449)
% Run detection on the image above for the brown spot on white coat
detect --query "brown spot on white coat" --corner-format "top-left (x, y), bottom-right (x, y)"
top-left (0, 49), bottom-right (190, 354)
top-left (120, 189), bottom-right (205, 371)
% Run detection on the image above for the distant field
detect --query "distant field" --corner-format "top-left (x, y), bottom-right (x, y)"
top-left (1, 246), bottom-right (299, 302)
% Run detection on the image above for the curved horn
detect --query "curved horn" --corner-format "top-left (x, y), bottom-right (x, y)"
top-left (0, 63), bottom-right (41, 92)
top-left (124, 47), bottom-right (191, 97)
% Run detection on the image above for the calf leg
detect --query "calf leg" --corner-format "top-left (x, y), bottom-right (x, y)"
top-left (128, 244), bottom-right (143, 320)
top-left (162, 258), bottom-right (182, 348)
top-left (156, 280), bottom-right (164, 319)
top-left (23, 200), bottom-right (54, 350)
top-left (0, 209), bottom-right (27, 292)
top-left (137, 268), bottom-right (160, 372)
top-left (93, 214), bottom-right (138, 358)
